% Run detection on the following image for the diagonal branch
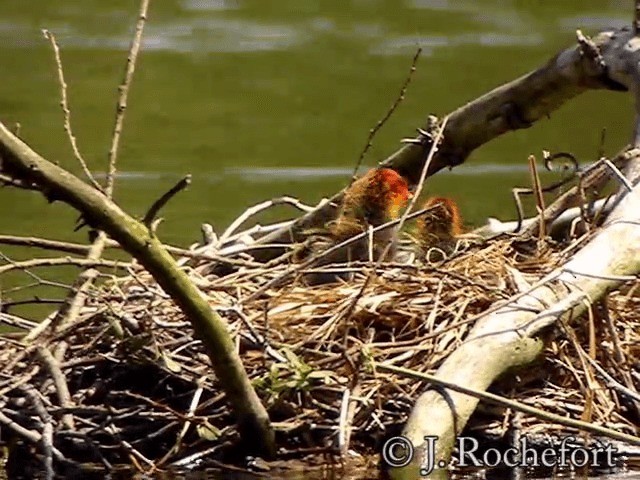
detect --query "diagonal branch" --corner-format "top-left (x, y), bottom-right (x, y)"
top-left (0, 122), bottom-right (275, 457)
top-left (251, 27), bottom-right (628, 262)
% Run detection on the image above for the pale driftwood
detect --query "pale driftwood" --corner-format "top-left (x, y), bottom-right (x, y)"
top-left (391, 28), bottom-right (640, 479)
top-left (390, 26), bottom-right (640, 477)
top-left (251, 27), bottom-right (628, 262)
top-left (0, 123), bottom-right (275, 457)
top-left (391, 147), bottom-right (640, 478)
top-left (472, 197), bottom-right (611, 239)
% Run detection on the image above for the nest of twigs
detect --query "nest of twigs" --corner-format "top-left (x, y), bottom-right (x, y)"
top-left (0, 214), bottom-right (639, 477)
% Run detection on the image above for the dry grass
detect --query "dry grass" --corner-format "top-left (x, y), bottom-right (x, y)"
top-left (0, 209), bottom-right (638, 475)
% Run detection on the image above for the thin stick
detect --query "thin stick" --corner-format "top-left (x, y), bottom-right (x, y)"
top-left (528, 154), bottom-right (547, 239)
top-left (350, 47), bottom-right (422, 183)
top-left (0, 234), bottom-right (264, 268)
top-left (0, 312), bottom-right (39, 330)
top-left (395, 115), bottom-right (449, 235)
top-left (143, 174), bottom-right (191, 228)
top-left (105, 0), bottom-right (151, 197)
top-left (337, 387), bottom-right (351, 456)
top-left (603, 158), bottom-right (633, 192)
top-left (377, 363), bottom-right (640, 446)
top-left (42, 30), bottom-right (103, 192)
top-left (37, 346), bottom-right (75, 430)
top-left (23, 387), bottom-right (59, 477)
top-left (0, 234), bottom-right (94, 255)
top-left (0, 257), bottom-right (131, 275)
top-left (156, 377), bottom-right (206, 468)
top-left (218, 196), bottom-right (316, 246)
top-left (585, 356), bottom-right (640, 404)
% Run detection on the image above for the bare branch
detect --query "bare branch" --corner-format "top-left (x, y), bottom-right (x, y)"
top-left (37, 346), bottom-right (75, 430)
top-left (42, 29), bottom-right (103, 192)
top-left (143, 174), bottom-right (191, 229)
top-left (0, 257), bottom-right (131, 275)
top-left (105, 0), bottom-right (151, 197)
top-left (217, 196), bottom-right (316, 247)
top-left (0, 234), bottom-right (93, 255)
top-left (350, 47), bottom-right (422, 183)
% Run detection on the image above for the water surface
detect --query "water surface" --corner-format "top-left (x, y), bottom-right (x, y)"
top-left (0, 0), bottom-right (633, 247)
top-left (0, 2), bottom-right (637, 475)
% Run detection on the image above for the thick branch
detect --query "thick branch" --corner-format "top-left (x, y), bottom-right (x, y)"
top-left (252, 27), bottom-right (627, 262)
top-left (391, 147), bottom-right (640, 478)
top-left (0, 123), bottom-right (275, 457)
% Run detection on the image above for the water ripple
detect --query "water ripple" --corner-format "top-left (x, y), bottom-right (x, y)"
top-left (558, 14), bottom-right (629, 31)
top-left (181, 0), bottom-right (240, 12)
top-left (0, 17), bottom-right (304, 53)
top-left (371, 31), bottom-right (542, 56)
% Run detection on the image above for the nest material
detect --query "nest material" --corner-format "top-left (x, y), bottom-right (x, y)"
top-left (0, 223), bottom-right (638, 475)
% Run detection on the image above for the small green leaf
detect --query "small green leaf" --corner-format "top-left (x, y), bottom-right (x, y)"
top-left (197, 421), bottom-right (221, 441)
top-left (161, 350), bottom-right (182, 373)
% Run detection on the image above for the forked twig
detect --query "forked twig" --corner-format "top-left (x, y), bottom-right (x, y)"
top-left (218, 196), bottom-right (316, 246)
top-left (43, 0), bottom-right (152, 338)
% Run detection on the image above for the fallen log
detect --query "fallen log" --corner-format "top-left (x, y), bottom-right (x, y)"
top-left (252, 27), bottom-right (628, 262)
top-left (390, 147), bottom-right (640, 477)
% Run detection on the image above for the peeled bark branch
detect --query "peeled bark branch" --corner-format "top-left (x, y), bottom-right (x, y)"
top-left (391, 148), bottom-right (640, 478)
top-left (391, 25), bottom-right (640, 477)
top-left (0, 123), bottom-right (275, 457)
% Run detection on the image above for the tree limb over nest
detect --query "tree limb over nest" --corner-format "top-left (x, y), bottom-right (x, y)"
top-left (251, 27), bottom-right (630, 262)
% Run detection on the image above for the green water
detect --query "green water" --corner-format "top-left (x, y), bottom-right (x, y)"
top-left (0, 2), bottom-right (638, 478)
top-left (0, 0), bottom-right (634, 248)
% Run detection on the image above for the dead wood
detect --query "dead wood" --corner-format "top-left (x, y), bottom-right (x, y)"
top-left (0, 123), bottom-right (275, 457)
top-left (251, 27), bottom-right (628, 262)
top-left (390, 24), bottom-right (640, 477)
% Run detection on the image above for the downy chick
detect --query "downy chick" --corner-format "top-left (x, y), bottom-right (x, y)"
top-left (301, 168), bottom-right (411, 285)
top-left (415, 196), bottom-right (463, 261)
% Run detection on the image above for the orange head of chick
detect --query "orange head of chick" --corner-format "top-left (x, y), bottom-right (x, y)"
top-left (416, 196), bottom-right (463, 251)
top-left (331, 168), bottom-right (411, 239)
top-left (300, 168), bottom-right (411, 285)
